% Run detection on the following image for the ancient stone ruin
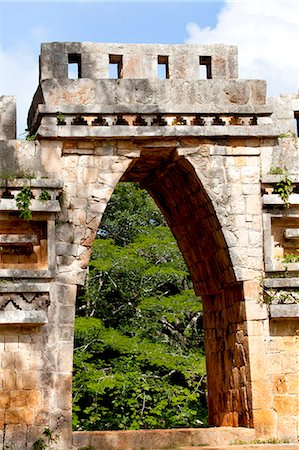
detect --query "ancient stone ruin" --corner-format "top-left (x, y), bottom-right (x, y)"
top-left (0, 42), bottom-right (298, 449)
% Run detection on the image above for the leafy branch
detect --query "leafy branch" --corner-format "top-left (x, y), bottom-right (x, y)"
top-left (16, 185), bottom-right (33, 220)
top-left (273, 175), bottom-right (293, 207)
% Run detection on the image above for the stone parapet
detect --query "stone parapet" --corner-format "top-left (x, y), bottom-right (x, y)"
top-left (39, 42), bottom-right (239, 80)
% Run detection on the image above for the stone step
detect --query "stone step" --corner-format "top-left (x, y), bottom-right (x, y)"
top-left (180, 445), bottom-right (299, 450)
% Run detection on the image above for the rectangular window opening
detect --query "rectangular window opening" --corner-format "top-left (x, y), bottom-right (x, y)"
top-left (294, 111), bottom-right (299, 137)
top-left (68, 53), bottom-right (82, 79)
top-left (158, 55), bottom-right (169, 79)
top-left (109, 54), bottom-right (123, 79)
top-left (199, 56), bottom-right (212, 79)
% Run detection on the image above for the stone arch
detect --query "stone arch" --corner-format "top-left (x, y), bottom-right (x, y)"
top-left (118, 145), bottom-right (252, 428)
top-left (72, 142), bottom-right (252, 427)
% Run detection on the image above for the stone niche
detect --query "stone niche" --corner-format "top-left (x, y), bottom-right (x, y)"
top-left (0, 214), bottom-right (56, 277)
top-left (264, 212), bottom-right (299, 272)
top-left (0, 219), bottom-right (47, 269)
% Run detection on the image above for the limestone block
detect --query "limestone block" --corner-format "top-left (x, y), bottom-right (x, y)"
top-left (72, 431), bottom-right (91, 448)
top-left (245, 300), bottom-right (268, 320)
top-left (248, 230), bottom-right (262, 246)
top-left (271, 375), bottom-right (287, 394)
top-left (94, 145), bottom-right (115, 156)
top-left (56, 242), bottom-right (78, 257)
top-left (3, 424), bottom-right (27, 448)
top-left (282, 354), bottom-right (298, 373)
top-left (1, 352), bottom-right (16, 369)
top-left (0, 311), bottom-right (48, 325)
top-left (253, 408), bottom-right (278, 437)
top-left (21, 370), bottom-right (39, 389)
top-left (83, 166), bottom-right (98, 184)
top-left (243, 280), bottom-right (262, 304)
top-left (246, 319), bottom-right (265, 337)
top-left (228, 247), bottom-right (248, 267)
top-left (57, 268), bottom-right (86, 286)
top-left (277, 415), bottom-right (298, 441)
top-left (70, 226), bottom-right (86, 245)
top-left (55, 374), bottom-right (72, 409)
top-left (247, 337), bottom-right (267, 382)
top-left (270, 304), bottom-right (299, 319)
top-left (286, 373), bottom-right (299, 395)
top-left (0, 96), bottom-right (16, 140)
top-left (2, 370), bottom-right (16, 389)
top-left (59, 325), bottom-right (74, 343)
top-left (5, 407), bottom-right (34, 425)
top-left (273, 395), bottom-right (299, 415)
top-left (28, 351), bottom-right (44, 371)
top-left (40, 141), bottom-right (63, 174)
top-left (0, 391), bottom-right (10, 408)
top-left (266, 353), bottom-right (283, 375)
top-left (71, 208), bottom-right (87, 226)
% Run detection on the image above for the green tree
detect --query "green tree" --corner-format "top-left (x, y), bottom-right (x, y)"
top-left (73, 183), bottom-right (207, 430)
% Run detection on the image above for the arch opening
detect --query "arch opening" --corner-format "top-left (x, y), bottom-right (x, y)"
top-left (73, 181), bottom-right (208, 431)
top-left (121, 147), bottom-right (252, 427)
top-left (74, 146), bottom-right (253, 431)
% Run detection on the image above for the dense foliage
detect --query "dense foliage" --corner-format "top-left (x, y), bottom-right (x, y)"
top-left (73, 183), bottom-right (207, 431)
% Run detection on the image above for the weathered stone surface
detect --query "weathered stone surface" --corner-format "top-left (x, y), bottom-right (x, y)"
top-left (72, 427), bottom-right (257, 450)
top-left (270, 304), bottom-right (299, 318)
top-left (0, 96), bottom-right (16, 140)
top-left (0, 310), bottom-right (47, 325)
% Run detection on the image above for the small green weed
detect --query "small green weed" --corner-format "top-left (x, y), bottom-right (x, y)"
top-left (230, 437), bottom-right (290, 445)
top-left (282, 251), bottom-right (299, 264)
top-left (16, 185), bottom-right (33, 220)
top-left (0, 170), bottom-right (36, 180)
top-left (56, 111), bottom-right (66, 125)
top-left (273, 175), bottom-right (293, 207)
top-left (39, 189), bottom-right (51, 201)
top-left (270, 167), bottom-right (285, 175)
top-left (32, 427), bottom-right (59, 449)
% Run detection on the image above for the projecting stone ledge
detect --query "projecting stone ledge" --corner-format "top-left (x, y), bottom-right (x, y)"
top-left (264, 278), bottom-right (299, 288)
top-left (36, 124), bottom-right (279, 139)
top-left (0, 310), bottom-right (47, 325)
top-left (270, 303), bottom-right (299, 319)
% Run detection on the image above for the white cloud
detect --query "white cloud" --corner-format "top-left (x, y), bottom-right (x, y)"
top-left (186, 0), bottom-right (299, 96)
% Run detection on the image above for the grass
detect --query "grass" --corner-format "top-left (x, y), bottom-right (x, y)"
top-left (230, 437), bottom-right (290, 445)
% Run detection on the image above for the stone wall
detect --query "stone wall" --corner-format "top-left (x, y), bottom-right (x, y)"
top-left (0, 96), bottom-right (16, 140)
top-left (39, 42), bottom-right (238, 80)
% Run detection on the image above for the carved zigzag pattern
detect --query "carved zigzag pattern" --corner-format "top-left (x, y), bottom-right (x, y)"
top-left (0, 293), bottom-right (49, 312)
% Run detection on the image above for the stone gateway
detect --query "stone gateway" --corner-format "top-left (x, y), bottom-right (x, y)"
top-left (0, 42), bottom-right (298, 449)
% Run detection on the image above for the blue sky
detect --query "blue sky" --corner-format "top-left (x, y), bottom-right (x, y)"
top-left (0, 1), bottom-right (298, 135)
top-left (0, 2), bottom-right (222, 45)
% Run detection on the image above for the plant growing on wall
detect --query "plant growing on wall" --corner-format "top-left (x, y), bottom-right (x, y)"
top-left (56, 112), bottom-right (66, 125)
top-left (24, 128), bottom-right (37, 141)
top-left (39, 189), bottom-right (51, 201)
top-left (270, 167), bottom-right (285, 175)
top-left (273, 175), bottom-right (293, 207)
top-left (16, 185), bottom-right (33, 220)
top-left (32, 427), bottom-right (58, 449)
top-left (282, 251), bottom-right (299, 264)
